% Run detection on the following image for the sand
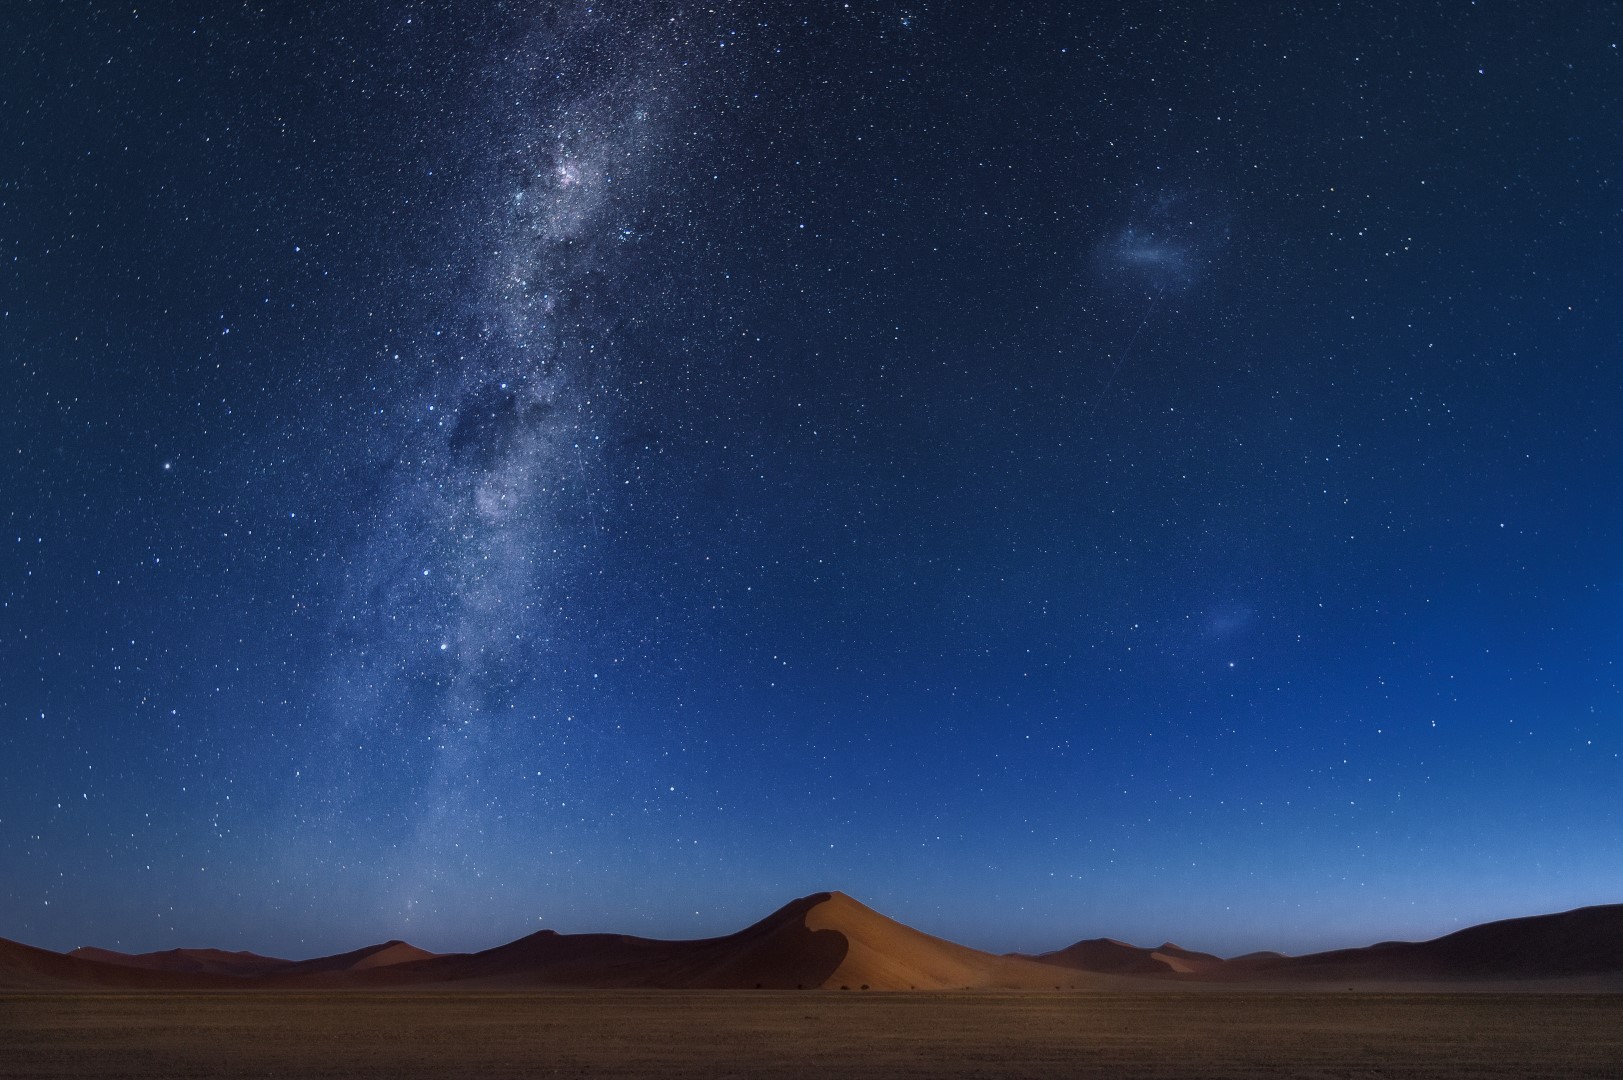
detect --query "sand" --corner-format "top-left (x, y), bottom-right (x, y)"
top-left (2, 990), bottom-right (1620, 1079)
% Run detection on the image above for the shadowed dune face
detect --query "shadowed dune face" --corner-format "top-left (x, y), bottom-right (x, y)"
top-left (1421, 904), bottom-right (1623, 976)
top-left (60, 941), bottom-right (438, 983)
top-left (1225, 903), bottom-right (1623, 983)
top-left (1021, 938), bottom-right (1224, 977)
top-left (358, 891), bottom-right (853, 989)
top-left (681, 891), bottom-right (851, 988)
top-left (0, 938), bottom-right (239, 990)
top-left (67, 947), bottom-right (292, 977)
top-left (1026, 939), bottom-right (1179, 976)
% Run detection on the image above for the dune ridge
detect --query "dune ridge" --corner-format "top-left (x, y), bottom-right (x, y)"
top-left (1220, 903), bottom-right (1623, 983)
top-left (68, 946), bottom-right (292, 977)
top-left (366, 891), bottom-right (1095, 990)
top-left (0, 938), bottom-right (239, 990)
top-left (1020, 937), bottom-right (1223, 976)
top-left (7, 895), bottom-right (1623, 991)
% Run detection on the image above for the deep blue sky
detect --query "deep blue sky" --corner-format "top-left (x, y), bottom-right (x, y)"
top-left (3, 1), bottom-right (1620, 960)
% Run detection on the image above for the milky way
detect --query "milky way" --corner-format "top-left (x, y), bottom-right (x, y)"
top-left (309, 12), bottom-right (704, 921)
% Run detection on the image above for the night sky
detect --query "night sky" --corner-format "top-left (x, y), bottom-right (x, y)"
top-left (4, 2), bottom-right (1621, 960)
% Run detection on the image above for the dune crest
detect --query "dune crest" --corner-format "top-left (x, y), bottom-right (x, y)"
top-left (379, 891), bottom-right (1093, 990)
top-left (275, 940), bottom-right (440, 978)
top-left (796, 892), bottom-right (1081, 989)
top-left (1, 938), bottom-right (236, 990)
top-left (67, 946), bottom-right (291, 977)
top-left (1222, 903), bottom-right (1623, 983)
top-left (1020, 936), bottom-right (1224, 976)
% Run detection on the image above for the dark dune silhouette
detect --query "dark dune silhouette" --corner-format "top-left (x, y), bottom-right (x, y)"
top-left (68, 946), bottom-right (292, 977)
top-left (64, 941), bottom-right (436, 980)
top-left (1020, 937), bottom-right (1223, 976)
top-left (1, 937), bottom-right (238, 990)
top-left (1020, 904), bottom-right (1623, 986)
top-left (1223, 903), bottom-right (1623, 983)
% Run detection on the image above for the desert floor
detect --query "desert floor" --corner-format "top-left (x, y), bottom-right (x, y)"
top-left (3, 990), bottom-right (1621, 1079)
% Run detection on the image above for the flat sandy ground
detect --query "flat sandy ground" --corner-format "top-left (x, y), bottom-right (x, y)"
top-left (3, 991), bottom-right (1621, 1079)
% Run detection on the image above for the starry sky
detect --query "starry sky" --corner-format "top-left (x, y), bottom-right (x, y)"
top-left (4, 2), bottom-right (1621, 960)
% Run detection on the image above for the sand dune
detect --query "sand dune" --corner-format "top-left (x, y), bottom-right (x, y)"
top-left (1024, 904), bottom-right (1623, 986)
top-left (9, 896), bottom-right (1622, 991)
top-left (1, 937), bottom-right (235, 990)
top-left (64, 940), bottom-right (436, 981)
top-left (383, 891), bottom-right (1096, 990)
top-left (1020, 937), bottom-right (1223, 976)
top-left (275, 940), bottom-right (439, 976)
top-left (1223, 903), bottom-right (1623, 983)
top-left (377, 891), bottom-right (850, 988)
top-left (68, 945), bottom-right (292, 977)
top-left (795, 891), bottom-right (1096, 990)
top-left (1154, 943), bottom-right (1225, 973)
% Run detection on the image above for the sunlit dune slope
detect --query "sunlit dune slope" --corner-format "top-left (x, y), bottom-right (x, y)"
top-left (797, 891), bottom-right (1096, 989)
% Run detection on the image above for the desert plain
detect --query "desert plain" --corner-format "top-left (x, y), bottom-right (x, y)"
top-left (5, 989), bottom-right (1623, 1079)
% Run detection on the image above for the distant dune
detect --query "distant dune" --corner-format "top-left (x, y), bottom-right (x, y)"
top-left (0, 937), bottom-right (237, 990)
top-left (7, 895), bottom-right (1622, 991)
top-left (1221, 903), bottom-right (1623, 984)
top-left (275, 940), bottom-right (439, 977)
top-left (68, 946), bottom-right (292, 977)
top-left (1020, 937), bottom-right (1223, 975)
